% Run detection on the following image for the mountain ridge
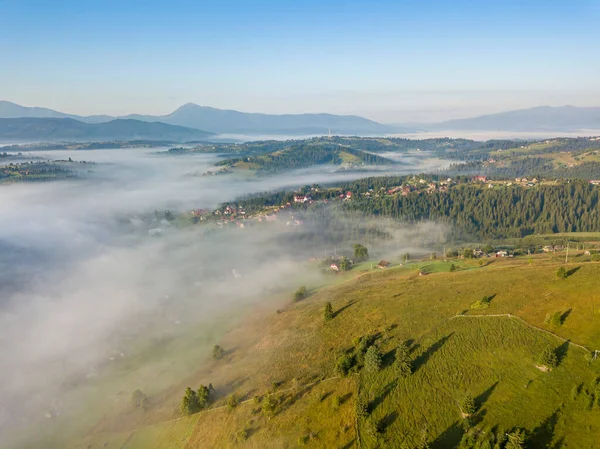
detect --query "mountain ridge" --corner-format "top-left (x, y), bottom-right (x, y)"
top-left (0, 117), bottom-right (214, 143)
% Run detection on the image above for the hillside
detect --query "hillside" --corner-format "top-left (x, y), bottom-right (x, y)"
top-left (0, 118), bottom-right (214, 142)
top-left (431, 106), bottom-right (600, 132)
top-left (64, 254), bottom-right (600, 449)
top-left (215, 142), bottom-right (397, 174)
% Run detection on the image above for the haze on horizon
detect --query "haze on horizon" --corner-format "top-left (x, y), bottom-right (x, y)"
top-left (1, 0), bottom-right (599, 123)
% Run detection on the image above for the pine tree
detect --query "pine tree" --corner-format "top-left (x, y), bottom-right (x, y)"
top-left (364, 345), bottom-right (382, 373)
top-left (505, 429), bottom-right (526, 449)
top-left (539, 346), bottom-right (558, 369)
top-left (180, 387), bottom-right (200, 415)
top-left (324, 302), bottom-right (334, 321)
top-left (460, 392), bottom-right (476, 415)
top-left (394, 342), bottom-right (413, 377)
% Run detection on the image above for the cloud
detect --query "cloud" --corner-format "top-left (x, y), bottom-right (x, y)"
top-left (0, 147), bottom-right (450, 446)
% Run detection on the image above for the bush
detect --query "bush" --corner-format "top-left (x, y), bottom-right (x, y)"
top-left (212, 345), bottom-right (225, 360)
top-left (470, 295), bottom-right (491, 309)
top-left (556, 266), bottom-right (567, 279)
top-left (131, 389), bottom-right (147, 409)
top-left (293, 286), bottom-right (307, 302)
top-left (364, 346), bottom-right (382, 373)
top-left (539, 346), bottom-right (558, 369)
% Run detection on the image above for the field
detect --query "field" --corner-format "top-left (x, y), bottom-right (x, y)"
top-left (72, 253), bottom-right (600, 448)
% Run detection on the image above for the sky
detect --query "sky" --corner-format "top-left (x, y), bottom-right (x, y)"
top-left (1, 0), bottom-right (600, 122)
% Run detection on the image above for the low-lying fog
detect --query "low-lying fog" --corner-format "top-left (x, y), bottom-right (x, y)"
top-left (0, 147), bottom-right (450, 447)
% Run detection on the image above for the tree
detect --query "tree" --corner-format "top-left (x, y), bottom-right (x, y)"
top-left (339, 256), bottom-right (351, 271)
top-left (460, 392), bottom-right (476, 415)
top-left (164, 210), bottom-right (175, 221)
top-left (131, 389), bottom-right (147, 409)
top-left (449, 263), bottom-right (457, 272)
top-left (556, 266), bottom-right (567, 279)
top-left (505, 429), bottom-right (526, 449)
top-left (197, 384), bottom-right (210, 409)
top-left (212, 345), bottom-right (225, 360)
top-left (262, 393), bottom-right (277, 418)
top-left (180, 387), bottom-right (200, 415)
top-left (355, 395), bottom-right (369, 418)
top-left (226, 393), bottom-right (239, 410)
top-left (364, 345), bottom-right (382, 373)
top-left (545, 311), bottom-right (562, 326)
top-left (354, 244), bottom-right (369, 262)
top-left (324, 302), bottom-right (334, 321)
top-left (394, 342), bottom-right (413, 377)
top-left (539, 346), bottom-right (558, 369)
top-left (293, 286), bottom-right (307, 302)
top-left (336, 353), bottom-right (356, 376)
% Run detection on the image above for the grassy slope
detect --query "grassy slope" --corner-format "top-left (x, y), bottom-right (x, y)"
top-left (78, 255), bottom-right (600, 448)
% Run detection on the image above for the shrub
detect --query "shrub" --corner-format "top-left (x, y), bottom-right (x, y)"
top-left (545, 311), bottom-right (562, 326)
top-left (212, 345), bottom-right (225, 360)
top-left (470, 296), bottom-right (491, 309)
top-left (293, 286), bottom-right (307, 302)
top-left (364, 346), bottom-right (382, 373)
top-left (332, 395), bottom-right (341, 409)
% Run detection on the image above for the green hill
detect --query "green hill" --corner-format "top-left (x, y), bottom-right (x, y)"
top-left (68, 255), bottom-right (600, 449)
top-left (216, 142), bottom-right (397, 174)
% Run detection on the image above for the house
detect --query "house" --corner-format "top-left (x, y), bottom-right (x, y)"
top-left (345, 191), bottom-right (353, 199)
top-left (472, 249), bottom-right (484, 258)
top-left (294, 195), bottom-right (310, 203)
top-left (496, 250), bottom-right (508, 258)
top-left (542, 245), bottom-right (554, 252)
top-left (148, 228), bottom-right (162, 236)
top-left (330, 263), bottom-right (340, 271)
top-left (590, 180), bottom-right (600, 186)
top-left (377, 260), bottom-right (390, 269)
top-left (474, 175), bottom-right (487, 182)
top-left (266, 214), bottom-right (277, 222)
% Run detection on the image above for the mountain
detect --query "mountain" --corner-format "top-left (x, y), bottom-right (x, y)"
top-left (0, 118), bottom-right (214, 142)
top-left (431, 106), bottom-right (600, 132)
top-left (0, 100), bottom-right (111, 123)
top-left (1, 101), bottom-right (404, 135)
top-left (125, 103), bottom-right (400, 135)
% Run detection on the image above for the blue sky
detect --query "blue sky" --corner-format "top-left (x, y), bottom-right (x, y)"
top-left (1, 0), bottom-right (599, 121)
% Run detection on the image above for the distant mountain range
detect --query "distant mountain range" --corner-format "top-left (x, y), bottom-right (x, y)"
top-left (0, 101), bottom-right (400, 137)
top-left (431, 106), bottom-right (600, 132)
top-left (0, 117), bottom-right (214, 143)
top-left (1, 101), bottom-right (600, 142)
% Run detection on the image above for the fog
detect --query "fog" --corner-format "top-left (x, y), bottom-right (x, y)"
top-left (0, 148), bottom-right (450, 447)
